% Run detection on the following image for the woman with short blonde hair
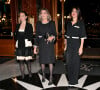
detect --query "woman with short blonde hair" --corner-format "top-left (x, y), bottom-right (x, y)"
top-left (38, 8), bottom-right (51, 22)
top-left (34, 8), bottom-right (56, 85)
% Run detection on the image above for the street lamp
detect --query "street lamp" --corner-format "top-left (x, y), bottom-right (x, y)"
top-left (60, 0), bottom-right (66, 2)
top-left (57, 14), bottom-right (60, 17)
top-left (5, 0), bottom-right (11, 4)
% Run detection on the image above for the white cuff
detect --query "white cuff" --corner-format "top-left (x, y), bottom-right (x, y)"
top-left (15, 40), bottom-right (18, 48)
top-left (81, 37), bottom-right (87, 39)
top-left (33, 45), bottom-right (37, 48)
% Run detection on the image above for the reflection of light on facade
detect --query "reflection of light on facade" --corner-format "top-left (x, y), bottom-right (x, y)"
top-left (12, 78), bottom-right (17, 83)
top-left (1, 17), bottom-right (5, 21)
top-left (0, 14), bottom-right (6, 22)
top-left (3, 14), bottom-right (6, 18)
top-left (57, 14), bottom-right (60, 17)
top-left (5, 0), bottom-right (11, 4)
top-left (60, 0), bottom-right (66, 2)
top-left (64, 16), bottom-right (67, 18)
top-left (67, 15), bottom-right (71, 19)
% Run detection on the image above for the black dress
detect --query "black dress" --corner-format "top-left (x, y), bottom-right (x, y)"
top-left (14, 23), bottom-right (33, 59)
top-left (34, 21), bottom-right (57, 64)
top-left (65, 20), bottom-right (87, 84)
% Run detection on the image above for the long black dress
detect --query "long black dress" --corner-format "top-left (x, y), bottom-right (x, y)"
top-left (34, 21), bottom-right (57, 64)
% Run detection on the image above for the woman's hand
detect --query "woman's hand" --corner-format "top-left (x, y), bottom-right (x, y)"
top-left (79, 39), bottom-right (84, 55)
top-left (34, 47), bottom-right (38, 54)
top-left (47, 36), bottom-right (54, 42)
top-left (64, 46), bottom-right (67, 51)
top-left (79, 47), bottom-right (83, 55)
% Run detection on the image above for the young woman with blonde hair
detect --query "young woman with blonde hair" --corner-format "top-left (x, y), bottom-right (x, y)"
top-left (34, 8), bottom-right (56, 85)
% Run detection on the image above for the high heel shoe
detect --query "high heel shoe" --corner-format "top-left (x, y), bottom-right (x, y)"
top-left (42, 77), bottom-right (45, 82)
top-left (48, 81), bottom-right (53, 85)
top-left (29, 73), bottom-right (32, 78)
top-left (21, 74), bottom-right (25, 79)
top-left (48, 77), bottom-right (53, 85)
top-left (42, 75), bottom-right (45, 82)
top-left (42, 74), bottom-right (45, 82)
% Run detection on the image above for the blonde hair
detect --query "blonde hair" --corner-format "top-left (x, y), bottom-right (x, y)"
top-left (38, 8), bottom-right (51, 22)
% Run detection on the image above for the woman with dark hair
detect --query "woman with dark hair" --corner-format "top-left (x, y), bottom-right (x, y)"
top-left (14, 11), bottom-right (33, 79)
top-left (34, 8), bottom-right (56, 85)
top-left (64, 7), bottom-right (87, 86)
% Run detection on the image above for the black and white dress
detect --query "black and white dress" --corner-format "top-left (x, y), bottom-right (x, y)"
top-left (14, 23), bottom-right (33, 61)
top-left (34, 21), bottom-right (57, 64)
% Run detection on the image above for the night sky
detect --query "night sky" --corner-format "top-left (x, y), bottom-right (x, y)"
top-left (58, 0), bottom-right (100, 23)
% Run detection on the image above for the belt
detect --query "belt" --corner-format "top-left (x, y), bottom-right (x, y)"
top-left (38, 35), bottom-right (43, 38)
top-left (65, 35), bottom-right (80, 39)
top-left (38, 34), bottom-right (55, 39)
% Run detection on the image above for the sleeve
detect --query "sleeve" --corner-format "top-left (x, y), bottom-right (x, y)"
top-left (26, 24), bottom-right (33, 41)
top-left (64, 23), bottom-right (69, 39)
top-left (80, 21), bottom-right (87, 39)
top-left (50, 21), bottom-right (57, 38)
top-left (34, 22), bottom-right (40, 46)
top-left (64, 30), bottom-right (67, 39)
top-left (14, 24), bottom-right (19, 41)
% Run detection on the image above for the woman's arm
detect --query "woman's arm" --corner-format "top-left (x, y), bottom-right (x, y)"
top-left (64, 39), bottom-right (67, 51)
top-left (26, 24), bottom-right (33, 41)
top-left (64, 23), bottom-right (68, 51)
top-left (34, 22), bottom-right (40, 47)
top-left (80, 39), bottom-right (84, 49)
top-left (34, 22), bottom-right (40, 54)
top-left (47, 21), bottom-right (57, 42)
top-left (79, 39), bottom-right (84, 55)
top-left (14, 24), bottom-right (19, 41)
top-left (79, 21), bottom-right (87, 55)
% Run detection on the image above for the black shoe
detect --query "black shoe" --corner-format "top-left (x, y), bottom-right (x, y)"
top-left (48, 77), bottom-right (53, 85)
top-left (21, 74), bottom-right (25, 79)
top-left (42, 76), bottom-right (45, 82)
top-left (42, 73), bottom-right (45, 82)
top-left (29, 73), bottom-right (32, 78)
top-left (48, 80), bottom-right (53, 85)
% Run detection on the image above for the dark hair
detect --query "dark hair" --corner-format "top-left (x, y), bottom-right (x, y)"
top-left (19, 11), bottom-right (28, 21)
top-left (71, 7), bottom-right (82, 21)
